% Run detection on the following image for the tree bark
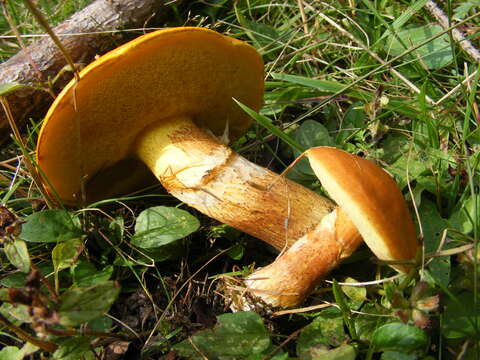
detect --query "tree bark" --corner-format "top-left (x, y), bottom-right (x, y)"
top-left (0, 0), bottom-right (181, 139)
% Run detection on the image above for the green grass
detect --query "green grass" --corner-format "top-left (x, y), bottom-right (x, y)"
top-left (1, 0), bottom-right (479, 359)
top-left (0, 0), bottom-right (91, 59)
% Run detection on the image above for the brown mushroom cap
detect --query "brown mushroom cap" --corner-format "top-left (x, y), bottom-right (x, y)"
top-left (36, 27), bottom-right (264, 203)
top-left (230, 147), bottom-right (418, 310)
top-left (306, 146), bottom-right (418, 272)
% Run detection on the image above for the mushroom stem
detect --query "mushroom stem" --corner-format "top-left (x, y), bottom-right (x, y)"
top-left (234, 207), bottom-right (362, 309)
top-left (135, 116), bottom-right (335, 250)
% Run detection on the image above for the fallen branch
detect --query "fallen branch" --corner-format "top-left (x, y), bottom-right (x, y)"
top-left (0, 0), bottom-right (181, 139)
top-left (425, 0), bottom-right (480, 64)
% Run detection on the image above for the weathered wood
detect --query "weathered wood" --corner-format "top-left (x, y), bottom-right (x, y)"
top-left (0, 0), bottom-right (180, 138)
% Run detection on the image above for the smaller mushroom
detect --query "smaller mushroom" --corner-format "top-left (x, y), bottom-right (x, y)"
top-left (234, 146), bottom-right (418, 309)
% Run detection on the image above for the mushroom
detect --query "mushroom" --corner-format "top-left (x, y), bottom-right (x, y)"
top-left (36, 27), bottom-right (336, 251)
top-left (236, 146), bottom-right (418, 309)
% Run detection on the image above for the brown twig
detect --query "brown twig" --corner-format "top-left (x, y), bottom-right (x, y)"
top-left (30, 263), bottom-right (58, 300)
top-left (22, 0), bottom-right (80, 82)
top-left (1, 2), bottom-right (56, 99)
top-left (0, 0), bottom-right (183, 138)
top-left (0, 313), bottom-right (58, 353)
top-left (46, 326), bottom-right (131, 341)
top-left (425, 0), bottom-right (480, 64)
top-left (262, 327), bottom-right (303, 360)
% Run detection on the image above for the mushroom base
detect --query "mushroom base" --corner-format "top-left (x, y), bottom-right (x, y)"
top-left (135, 116), bottom-right (335, 250)
top-left (229, 208), bottom-right (363, 310)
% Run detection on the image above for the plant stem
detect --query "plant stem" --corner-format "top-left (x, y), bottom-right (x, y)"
top-left (46, 326), bottom-right (130, 340)
top-left (0, 313), bottom-right (58, 353)
top-left (0, 96), bottom-right (57, 208)
top-left (22, 0), bottom-right (80, 82)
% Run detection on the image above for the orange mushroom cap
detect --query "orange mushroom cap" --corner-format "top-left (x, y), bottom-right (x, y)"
top-left (36, 27), bottom-right (264, 203)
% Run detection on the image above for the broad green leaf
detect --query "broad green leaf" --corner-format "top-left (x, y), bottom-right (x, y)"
top-left (381, 135), bottom-right (410, 164)
top-left (354, 304), bottom-right (391, 342)
top-left (415, 176), bottom-right (446, 199)
top-left (59, 281), bottom-right (120, 327)
top-left (449, 194), bottom-right (479, 234)
top-left (87, 315), bottom-right (113, 332)
top-left (0, 343), bottom-right (38, 360)
top-left (454, 0), bottom-right (480, 19)
top-left (341, 277), bottom-right (367, 305)
top-left (235, 8), bottom-right (289, 53)
top-left (4, 239), bottom-right (30, 273)
top-left (108, 216), bottom-right (124, 245)
top-left (53, 337), bottom-right (94, 360)
top-left (384, 25), bottom-right (453, 69)
top-left (332, 280), bottom-right (357, 339)
top-left (243, 346), bottom-right (288, 360)
top-left (19, 343), bottom-right (38, 358)
top-left (0, 263), bottom-right (53, 287)
top-left (241, 19), bottom-right (282, 48)
top-left (288, 120), bottom-right (334, 181)
top-left (419, 199), bottom-right (451, 287)
top-left (72, 261), bottom-right (113, 287)
top-left (0, 303), bottom-right (31, 323)
top-left (381, 351), bottom-right (418, 360)
top-left (379, 0), bottom-right (429, 41)
top-left (386, 155), bottom-right (428, 190)
top-left (209, 224), bottom-right (242, 242)
top-left (113, 256), bottom-right (135, 267)
top-left (468, 126), bottom-right (480, 146)
top-left (226, 243), bottom-right (244, 260)
top-left (52, 238), bottom-right (84, 273)
top-left (297, 307), bottom-right (348, 358)
top-left (173, 311), bottom-right (271, 359)
top-left (20, 210), bottom-right (82, 243)
top-left (294, 120), bottom-right (334, 150)
top-left (442, 292), bottom-right (480, 339)
top-left (136, 242), bottom-right (184, 262)
top-left (131, 206), bottom-right (199, 248)
top-left (336, 102), bottom-right (366, 144)
top-left (249, 348), bottom-right (288, 360)
top-left (372, 322), bottom-right (428, 352)
top-left (0, 346), bottom-right (23, 360)
top-left (0, 82), bottom-right (26, 96)
top-left (300, 344), bottom-right (357, 360)
top-left (0, 289), bottom-right (8, 301)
